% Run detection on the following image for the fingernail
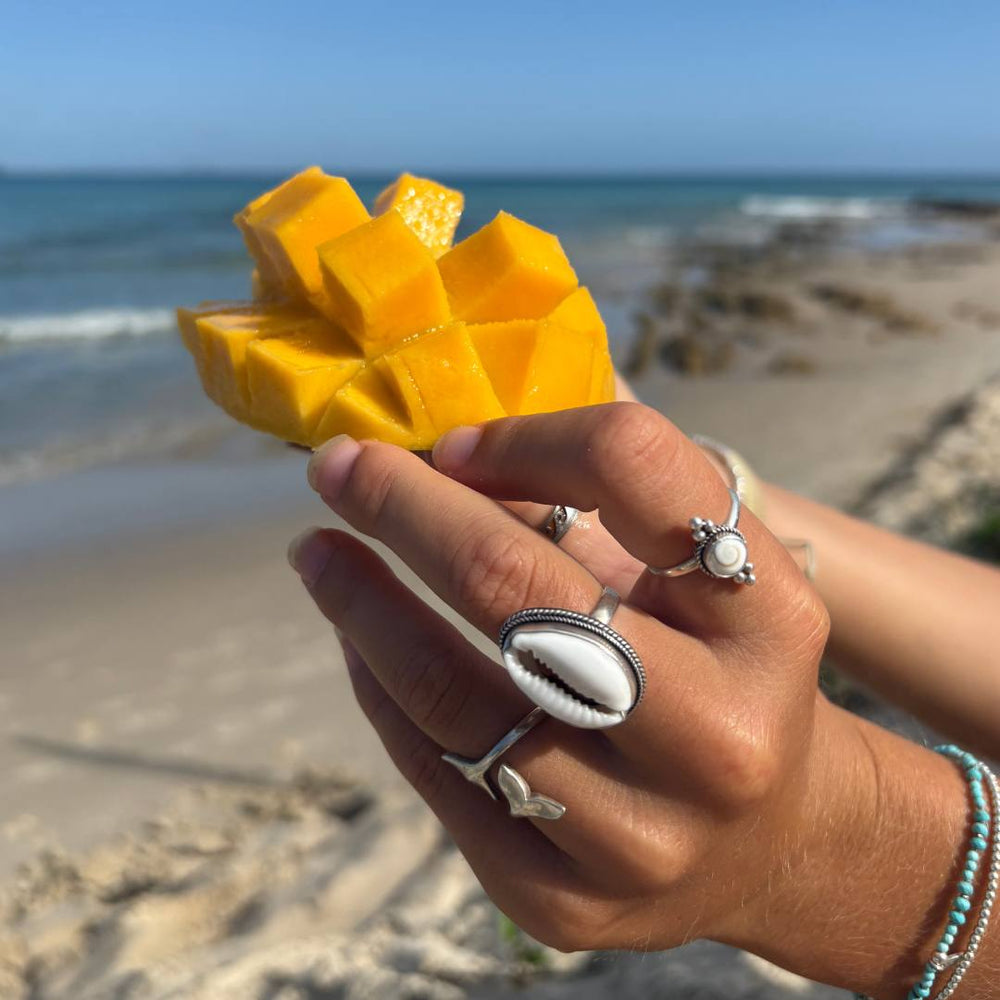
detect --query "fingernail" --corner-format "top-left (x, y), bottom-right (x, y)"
top-left (308, 434), bottom-right (361, 497)
top-left (287, 527), bottom-right (334, 586)
top-left (432, 425), bottom-right (483, 472)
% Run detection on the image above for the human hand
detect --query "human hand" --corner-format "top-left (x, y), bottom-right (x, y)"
top-left (289, 403), bottom-right (842, 949)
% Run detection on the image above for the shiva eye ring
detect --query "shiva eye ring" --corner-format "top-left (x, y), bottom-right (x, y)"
top-left (499, 588), bottom-right (645, 729)
top-left (647, 488), bottom-right (757, 586)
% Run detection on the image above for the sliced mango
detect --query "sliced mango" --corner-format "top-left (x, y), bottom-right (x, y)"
top-left (380, 323), bottom-right (505, 444)
top-left (238, 168), bottom-right (370, 309)
top-left (176, 300), bottom-right (258, 367)
top-left (374, 173), bottom-right (463, 257)
top-left (182, 171), bottom-right (616, 450)
top-left (315, 364), bottom-right (419, 450)
top-left (250, 267), bottom-right (285, 302)
top-left (196, 306), bottom-right (330, 420)
top-left (438, 212), bottom-right (578, 322)
top-left (317, 210), bottom-right (451, 356)
top-left (245, 326), bottom-right (363, 445)
top-left (469, 319), bottom-right (591, 416)
top-left (547, 287), bottom-right (615, 404)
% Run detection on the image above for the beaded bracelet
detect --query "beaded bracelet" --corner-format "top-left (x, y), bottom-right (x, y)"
top-left (855, 746), bottom-right (996, 1000)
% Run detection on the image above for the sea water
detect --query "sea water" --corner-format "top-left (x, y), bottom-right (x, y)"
top-left (2, 172), bottom-right (999, 487)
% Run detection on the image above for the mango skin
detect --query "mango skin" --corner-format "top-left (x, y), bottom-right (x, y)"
top-left (374, 173), bottom-right (464, 257)
top-left (180, 171), bottom-right (615, 450)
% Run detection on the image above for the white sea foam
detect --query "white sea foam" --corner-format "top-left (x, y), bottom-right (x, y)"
top-left (740, 196), bottom-right (903, 222)
top-left (0, 307), bottom-right (176, 343)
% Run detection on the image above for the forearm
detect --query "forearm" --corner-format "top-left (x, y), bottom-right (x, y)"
top-left (762, 484), bottom-right (1000, 761)
top-left (725, 700), bottom-right (999, 997)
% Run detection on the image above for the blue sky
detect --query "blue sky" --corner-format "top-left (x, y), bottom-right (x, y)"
top-left (4, 1), bottom-right (999, 173)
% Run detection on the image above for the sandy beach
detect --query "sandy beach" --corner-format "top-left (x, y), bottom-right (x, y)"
top-left (3, 224), bottom-right (1000, 997)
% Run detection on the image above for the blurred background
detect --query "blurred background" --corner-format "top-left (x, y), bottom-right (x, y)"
top-left (2, 3), bottom-right (999, 997)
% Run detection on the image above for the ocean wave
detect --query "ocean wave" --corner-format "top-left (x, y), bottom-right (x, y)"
top-left (0, 308), bottom-right (176, 343)
top-left (0, 416), bottom-right (237, 488)
top-left (740, 196), bottom-right (904, 221)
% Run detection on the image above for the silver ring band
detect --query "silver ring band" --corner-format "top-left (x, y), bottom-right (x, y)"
top-left (440, 708), bottom-right (567, 821)
top-left (542, 504), bottom-right (579, 544)
top-left (646, 488), bottom-right (756, 585)
top-left (441, 707), bottom-right (546, 800)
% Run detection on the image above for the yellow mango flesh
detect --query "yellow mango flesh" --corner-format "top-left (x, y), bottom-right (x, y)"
top-left (548, 287), bottom-right (615, 404)
top-left (314, 363), bottom-right (417, 449)
top-left (438, 212), bottom-right (578, 322)
top-left (176, 301), bottom-right (258, 368)
top-left (374, 173), bottom-right (464, 257)
top-left (195, 305), bottom-right (339, 424)
top-left (181, 172), bottom-right (615, 450)
top-left (470, 310), bottom-right (606, 417)
top-left (245, 327), bottom-right (363, 445)
top-left (316, 324), bottom-right (504, 450)
top-left (317, 210), bottom-right (451, 356)
top-left (239, 168), bottom-right (370, 309)
top-left (233, 167), bottom-right (323, 289)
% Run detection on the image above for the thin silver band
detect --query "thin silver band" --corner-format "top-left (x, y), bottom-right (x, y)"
top-left (542, 504), bottom-right (579, 544)
top-left (440, 707), bottom-right (547, 801)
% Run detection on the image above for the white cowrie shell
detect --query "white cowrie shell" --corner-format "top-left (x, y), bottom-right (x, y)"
top-left (502, 622), bottom-right (639, 729)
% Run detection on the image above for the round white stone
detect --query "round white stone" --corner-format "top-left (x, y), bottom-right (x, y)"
top-left (703, 534), bottom-right (747, 577)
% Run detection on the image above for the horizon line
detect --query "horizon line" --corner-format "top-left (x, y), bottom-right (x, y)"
top-left (4, 166), bottom-right (1000, 182)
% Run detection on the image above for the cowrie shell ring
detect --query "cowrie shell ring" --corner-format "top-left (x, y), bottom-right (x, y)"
top-left (499, 588), bottom-right (645, 730)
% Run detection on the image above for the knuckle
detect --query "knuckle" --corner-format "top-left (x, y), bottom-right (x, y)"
top-left (395, 636), bottom-right (471, 735)
top-left (344, 442), bottom-right (402, 535)
top-left (589, 403), bottom-right (679, 480)
top-left (449, 520), bottom-right (548, 622)
top-left (704, 718), bottom-right (782, 812)
top-left (399, 735), bottom-right (447, 803)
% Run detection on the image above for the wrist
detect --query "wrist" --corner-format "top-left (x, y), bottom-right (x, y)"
top-left (717, 697), bottom-right (969, 996)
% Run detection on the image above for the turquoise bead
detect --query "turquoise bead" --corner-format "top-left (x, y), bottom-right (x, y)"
top-left (973, 822), bottom-right (989, 836)
top-left (951, 910), bottom-right (967, 925)
top-left (943, 931), bottom-right (956, 944)
top-left (967, 850), bottom-right (981, 865)
top-left (958, 880), bottom-right (975, 896)
top-left (954, 896), bottom-right (972, 912)
top-left (974, 809), bottom-right (989, 823)
top-left (972, 836), bottom-right (988, 850)
top-left (946, 923), bottom-right (960, 936)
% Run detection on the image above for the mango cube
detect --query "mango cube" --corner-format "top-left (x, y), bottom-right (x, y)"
top-left (234, 168), bottom-right (323, 290)
top-left (195, 306), bottom-right (329, 419)
top-left (317, 323), bottom-right (504, 449)
top-left (245, 326), bottom-right (363, 446)
top-left (317, 210), bottom-right (451, 356)
top-left (315, 364), bottom-right (420, 450)
top-left (438, 212), bottom-right (578, 323)
top-left (547, 287), bottom-right (615, 404)
top-left (374, 173), bottom-right (464, 257)
top-left (238, 168), bottom-right (370, 308)
top-left (176, 300), bottom-right (257, 367)
top-left (469, 319), bottom-right (592, 416)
